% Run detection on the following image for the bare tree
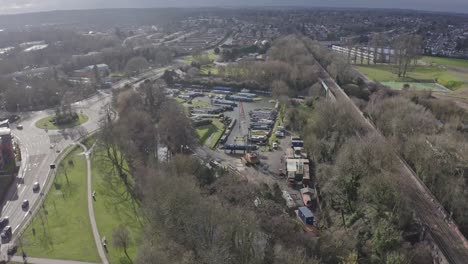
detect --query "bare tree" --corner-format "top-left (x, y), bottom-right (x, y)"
top-left (112, 225), bottom-right (132, 263)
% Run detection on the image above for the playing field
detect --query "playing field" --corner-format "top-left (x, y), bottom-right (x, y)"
top-left (380, 81), bottom-right (450, 92)
top-left (356, 64), bottom-right (464, 90)
top-left (422, 56), bottom-right (468, 69)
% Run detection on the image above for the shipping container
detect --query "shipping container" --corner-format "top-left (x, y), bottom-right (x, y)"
top-left (213, 86), bottom-right (233, 91)
top-left (298, 206), bottom-right (314, 225)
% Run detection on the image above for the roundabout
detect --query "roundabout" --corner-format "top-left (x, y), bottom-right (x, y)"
top-left (35, 114), bottom-right (89, 130)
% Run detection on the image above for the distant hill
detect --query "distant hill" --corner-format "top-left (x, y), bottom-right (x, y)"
top-left (0, 8), bottom-right (215, 30)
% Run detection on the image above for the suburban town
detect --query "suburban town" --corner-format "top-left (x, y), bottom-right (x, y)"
top-left (0, 3), bottom-right (467, 264)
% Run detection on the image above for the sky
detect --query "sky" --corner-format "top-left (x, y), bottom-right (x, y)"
top-left (0, 0), bottom-right (468, 14)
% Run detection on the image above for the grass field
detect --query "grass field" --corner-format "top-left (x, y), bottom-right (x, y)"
top-left (91, 148), bottom-right (142, 264)
top-left (356, 64), bottom-right (464, 90)
top-left (200, 64), bottom-right (219, 75)
top-left (21, 147), bottom-right (100, 262)
top-left (422, 56), bottom-right (468, 69)
top-left (81, 134), bottom-right (97, 149)
top-left (196, 119), bottom-right (225, 148)
top-left (184, 49), bottom-right (219, 65)
top-left (35, 114), bottom-right (89, 130)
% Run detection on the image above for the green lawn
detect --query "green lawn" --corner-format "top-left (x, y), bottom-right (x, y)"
top-left (21, 147), bottom-right (100, 262)
top-left (82, 134), bottom-right (98, 149)
top-left (91, 148), bottom-right (143, 264)
top-left (355, 64), bottom-right (464, 90)
top-left (200, 64), bottom-right (219, 75)
top-left (196, 119), bottom-right (225, 148)
top-left (422, 56), bottom-right (468, 69)
top-left (35, 114), bottom-right (89, 130)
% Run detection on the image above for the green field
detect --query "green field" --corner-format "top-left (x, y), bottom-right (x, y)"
top-left (91, 148), bottom-right (142, 264)
top-left (200, 64), bottom-right (219, 75)
top-left (380, 81), bottom-right (450, 92)
top-left (183, 49), bottom-right (219, 65)
top-left (422, 56), bottom-right (468, 69)
top-left (196, 119), bottom-right (225, 148)
top-left (21, 147), bottom-right (100, 262)
top-left (356, 64), bottom-right (464, 90)
top-left (35, 114), bottom-right (89, 130)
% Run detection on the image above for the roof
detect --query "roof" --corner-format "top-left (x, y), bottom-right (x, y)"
top-left (298, 206), bottom-right (314, 218)
top-left (0, 127), bottom-right (11, 136)
top-left (286, 159), bottom-right (309, 173)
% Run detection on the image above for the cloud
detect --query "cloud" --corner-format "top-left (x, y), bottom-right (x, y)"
top-left (0, 0), bottom-right (467, 14)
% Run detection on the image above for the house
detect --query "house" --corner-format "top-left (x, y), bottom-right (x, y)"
top-left (74, 64), bottom-right (110, 78)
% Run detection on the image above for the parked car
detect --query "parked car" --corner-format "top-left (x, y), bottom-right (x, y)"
top-left (1, 226), bottom-right (12, 241)
top-left (33, 182), bottom-right (40, 192)
top-left (272, 142), bottom-right (278, 150)
top-left (7, 245), bottom-right (17, 256)
top-left (16, 124), bottom-right (23, 130)
top-left (209, 160), bottom-right (222, 168)
top-left (21, 200), bottom-right (29, 209)
top-left (0, 217), bottom-right (9, 229)
top-left (275, 131), bottom-right (285, 138)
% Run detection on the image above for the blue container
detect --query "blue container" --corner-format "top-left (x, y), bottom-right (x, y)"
top-left (298, 206), bottom-right (314, 225)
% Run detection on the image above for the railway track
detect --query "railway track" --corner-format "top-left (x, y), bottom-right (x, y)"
top-left (319, 70), bottom-right (468, 263)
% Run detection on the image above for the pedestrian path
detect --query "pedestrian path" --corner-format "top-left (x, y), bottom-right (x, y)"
top-left (11, 256), bottom-right (99, 264)
top-left (79, 143), bottom-right (109, 264)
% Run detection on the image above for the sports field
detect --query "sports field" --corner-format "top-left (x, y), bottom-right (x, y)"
top-left (422, 56), bottom-right (468, 69)
top-left (356, 64), bottom-right (464, 90)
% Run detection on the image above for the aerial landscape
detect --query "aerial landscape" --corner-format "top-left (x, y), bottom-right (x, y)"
top-left (0, 1), bottom-right (467, 264)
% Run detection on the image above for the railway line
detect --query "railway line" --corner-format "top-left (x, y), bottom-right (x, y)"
top-left (319, 68), bottom-right (468, 263)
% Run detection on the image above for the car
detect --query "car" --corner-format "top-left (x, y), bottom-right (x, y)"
top-left (1, 226), bottom-right (12, 241)
top-left (275, 131), bottom-right (285, 138)
top-left (33, 182), bottom-right (40, 192)
top-left (7, 245), bottom-right (17, 256)
top-left (16, 124), bottom-right (23, 130)
top-left (21, 200), bottom-right (29, 209)
top-left (272, 142), bottom-right (279, 150)
top-left (209, 160), bottom-right (222, 168)
top-left (0, 217), bottom-right (9, 229)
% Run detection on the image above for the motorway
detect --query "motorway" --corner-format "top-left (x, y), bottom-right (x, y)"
top-left (0, 66), bottom-right (170, 260)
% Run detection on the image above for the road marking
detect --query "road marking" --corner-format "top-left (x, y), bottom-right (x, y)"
top-left (18, 186), bottom-right (26, 196)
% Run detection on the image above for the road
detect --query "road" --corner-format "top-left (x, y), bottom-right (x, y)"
top-left (0, 65), bottom-right (173, 261)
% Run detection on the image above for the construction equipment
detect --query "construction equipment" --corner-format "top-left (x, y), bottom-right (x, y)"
top-left (242, 152), bottom-right (260, 165)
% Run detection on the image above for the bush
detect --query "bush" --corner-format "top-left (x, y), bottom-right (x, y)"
top-left (53, 112), bottom-right (79, 125)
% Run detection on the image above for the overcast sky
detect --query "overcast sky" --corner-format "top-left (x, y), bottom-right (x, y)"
top-left (1, 0), bottom-right (468, 14)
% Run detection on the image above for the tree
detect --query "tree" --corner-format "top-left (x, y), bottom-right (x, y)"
top-left (124, 56), bottom-right (149, 76)
top-left (370, 33), bottom-right (385, 64)
top-left (392, 34), bottom-right (423, 77)
top-left (112, 225), bottom-right (132, 263)
top-left (214, 47), bottom-right (220, 54)
top-left (92, 65), bottom-right (101, 87)
top-left (158, 101), bottom-right (197, 157)
top-left (272, 80), bottom-right (290, 99)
